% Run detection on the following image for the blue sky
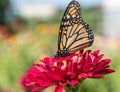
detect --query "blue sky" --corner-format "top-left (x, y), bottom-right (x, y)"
top-left (11, 0), bottom-right (102, 8)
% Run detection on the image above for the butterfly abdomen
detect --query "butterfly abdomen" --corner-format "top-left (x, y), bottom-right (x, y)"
top-left (55, 49), bottom-right (70, 57)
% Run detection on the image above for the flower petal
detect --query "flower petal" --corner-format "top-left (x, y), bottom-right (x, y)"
top-left (70, 80), bottom-right (79, 85)
top-left (21, 49), bottom-right (115, 92)
top-left (55, 85), bottom-right (64, 92)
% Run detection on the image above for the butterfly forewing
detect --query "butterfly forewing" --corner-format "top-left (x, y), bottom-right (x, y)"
top-left (57, 0), bottom-right (94, 57)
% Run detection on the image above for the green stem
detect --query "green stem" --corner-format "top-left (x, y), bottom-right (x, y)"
top-left (65, 80), bottom-right (84, 92)
top-left (72, 88), bottom-right (80, 92)
top-left (65, 86), bottom-right (80, 92)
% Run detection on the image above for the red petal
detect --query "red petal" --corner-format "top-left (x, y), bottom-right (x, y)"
top-left (93, 59), bottom-right (111, 72)
top-left (97, 54), bottom-right (104, 61)
top-left (70, 80), bottom-right (79, 85)
top-left (90, 74), bottom-right (104, 79)
top-left (92, 50), bottom-right (100, 55)
top-left (55, 85), bottom-right (64, 92)
top-left (95, 69), bottom-right (115, 75)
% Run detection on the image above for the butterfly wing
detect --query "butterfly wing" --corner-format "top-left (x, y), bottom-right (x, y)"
top-left (57, 0), bottom-right (94, 57)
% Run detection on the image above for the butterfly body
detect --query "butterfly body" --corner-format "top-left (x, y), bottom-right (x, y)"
top-left (56, 49), bottom-right (69, 57)
top-left (55, 0), bottom-right (94, 58)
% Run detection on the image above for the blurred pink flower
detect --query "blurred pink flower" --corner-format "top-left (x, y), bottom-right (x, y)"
top-left (21, 50), bottom-right (115, 92)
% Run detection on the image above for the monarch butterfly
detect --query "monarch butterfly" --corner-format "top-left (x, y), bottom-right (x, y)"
top-left (55, 0), bottom-right (94, 57)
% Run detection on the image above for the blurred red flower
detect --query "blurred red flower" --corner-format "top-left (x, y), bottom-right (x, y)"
top-left (21, 50), bottom-right (115, 92)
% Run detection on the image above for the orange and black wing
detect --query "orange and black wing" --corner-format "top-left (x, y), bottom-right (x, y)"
top-left (57, 0), bottom-right (94, 57)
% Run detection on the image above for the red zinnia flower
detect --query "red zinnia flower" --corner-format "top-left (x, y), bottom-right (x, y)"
top-left (21, 50), bottom-right (115, 92)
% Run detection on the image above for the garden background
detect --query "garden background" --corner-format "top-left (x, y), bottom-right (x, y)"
top-left (0, 0), bottom-right (120, 92)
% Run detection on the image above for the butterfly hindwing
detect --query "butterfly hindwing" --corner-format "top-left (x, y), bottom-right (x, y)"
top-left (57, 0), bottom-right (94, 57)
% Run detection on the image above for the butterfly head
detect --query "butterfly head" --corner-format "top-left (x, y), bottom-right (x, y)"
top-left (55, 49), bottom-right (70, 58)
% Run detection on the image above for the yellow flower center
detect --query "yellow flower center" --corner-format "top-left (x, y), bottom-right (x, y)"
top-left (62, 60), bottom-right (67, 67)
top-left (53, 60), bottom-right (67, 67)
top-left (53, 62), bottom-right (57, 67)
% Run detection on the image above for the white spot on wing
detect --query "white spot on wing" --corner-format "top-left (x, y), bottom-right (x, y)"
top-left (77, 15), bottom-right (79, 18)
top-left (66, 14), bottom-right (70, 19)
top-left (64, 22), bottom-right (66, 25)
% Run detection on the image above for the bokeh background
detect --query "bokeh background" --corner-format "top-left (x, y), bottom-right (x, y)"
top-left (0, 0), bottom-right (120, 92)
